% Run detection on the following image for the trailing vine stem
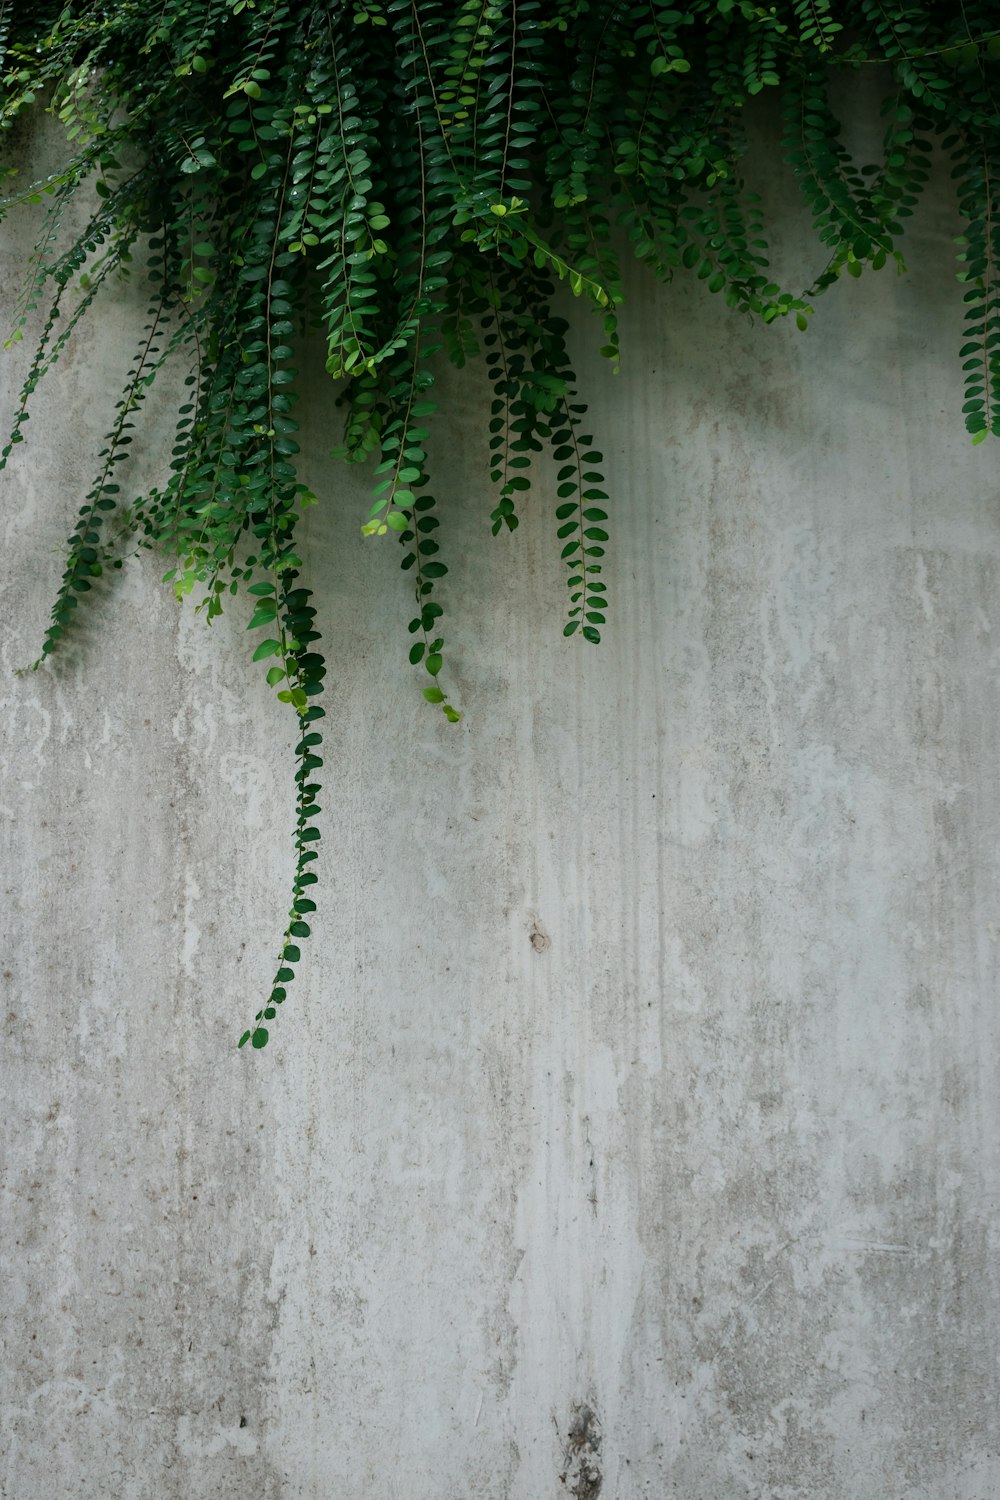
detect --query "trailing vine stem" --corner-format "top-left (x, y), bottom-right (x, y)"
top-left (1, 2), bottom-right (997, 1049)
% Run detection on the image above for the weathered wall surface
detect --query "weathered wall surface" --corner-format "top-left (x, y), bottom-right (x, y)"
top-left (3, 112), bottom-right (1000, 1500)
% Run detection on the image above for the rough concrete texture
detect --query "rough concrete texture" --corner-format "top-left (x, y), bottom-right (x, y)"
top-left (2, 105), bottom-right (1000, 1500)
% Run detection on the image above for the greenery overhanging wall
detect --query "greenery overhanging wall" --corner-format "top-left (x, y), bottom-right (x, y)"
top-left (1, 1), bottom-right (998, 1048)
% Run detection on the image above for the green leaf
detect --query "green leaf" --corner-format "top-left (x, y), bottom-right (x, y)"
top-left (247, 602), bottom-right (277, 629)
top-left (253, 639), bottom-right (282, 661)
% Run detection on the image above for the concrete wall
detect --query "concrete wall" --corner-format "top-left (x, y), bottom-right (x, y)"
top-left (3, 111), bottom-right (1000, 1500)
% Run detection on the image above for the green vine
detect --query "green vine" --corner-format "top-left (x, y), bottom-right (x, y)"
top-left (1, 2), bottom-right (998, 1048)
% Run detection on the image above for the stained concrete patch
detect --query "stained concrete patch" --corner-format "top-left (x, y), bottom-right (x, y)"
top-left (559, 1403), bottom-right (603, 1498)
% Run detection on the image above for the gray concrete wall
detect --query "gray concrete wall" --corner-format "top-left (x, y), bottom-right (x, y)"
top-left (3, 112), bottom-right (1000, 1500)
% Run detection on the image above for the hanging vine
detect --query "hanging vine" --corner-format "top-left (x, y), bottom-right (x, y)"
top-left (1, 2), bottom-right (998, 1049)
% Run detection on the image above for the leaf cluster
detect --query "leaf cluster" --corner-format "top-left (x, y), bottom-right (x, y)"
top-left (2, 0), bottom-right (998, 1045)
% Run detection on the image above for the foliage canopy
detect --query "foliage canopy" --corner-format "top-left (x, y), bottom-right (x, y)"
top-left (1, 1), bottom-right (998, 1047)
